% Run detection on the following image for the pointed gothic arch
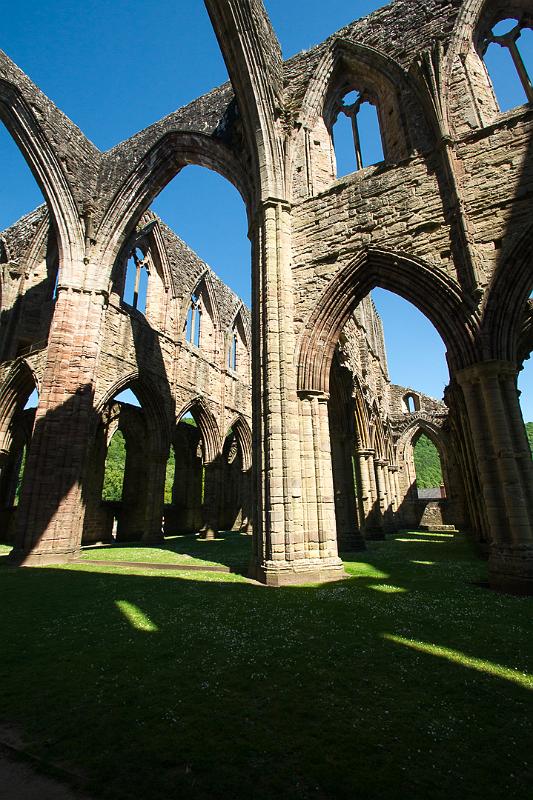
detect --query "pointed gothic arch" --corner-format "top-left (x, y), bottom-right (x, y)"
top-left (0, 78), bottom-right (84, 273)
top-left (296, 248), bottom-right (479, 395)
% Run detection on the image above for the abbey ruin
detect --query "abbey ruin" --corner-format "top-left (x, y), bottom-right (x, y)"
top-left (0, 0), bottom-right (532, 593)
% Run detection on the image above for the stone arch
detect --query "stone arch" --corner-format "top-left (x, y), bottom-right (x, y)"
top-left (97, 132), bottom-right (253, 271)
top-left (226, 413), bottom-right (252, 472)
top-left (0, 359), bottom-right (38, 455)
top-left (296, 248), bottom-right (478, 395)
top-left (396, 416), bottom-right (448, 463)
top-left (176, 396), bottom-right (222, 464)
top-left (95, 372), bottom-right (171, 453)
top-left (481, 222), bottom-right (533, 362)
top-left (0, 79), bottom-right (84, 274)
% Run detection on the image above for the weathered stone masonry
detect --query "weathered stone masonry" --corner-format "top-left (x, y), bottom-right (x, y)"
top-left (0, 0), bottom-right (532, 593)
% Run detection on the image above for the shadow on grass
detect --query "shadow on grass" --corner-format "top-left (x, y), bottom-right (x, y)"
top-left (0, 534), bottom-right (531, 800)
top-left (79, 531), bottom-right (252, 573)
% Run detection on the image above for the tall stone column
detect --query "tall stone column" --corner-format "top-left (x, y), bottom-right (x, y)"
top-left (250, 201), bottom-right (344, 585)
top-left (142, 447), bottom-right (168, 544)
top-left (358, 449), bottom-right (384, 539)
top-left (330, 431), bottom-right (364, 552)
top-left (374, 458), bottom-right (390, 534)
top-left (457, 361), bottom-right (533, 593)
top-left (201, 456), bottom-right (223, 540)
top-left (11, 284), bottom-right (108, 564)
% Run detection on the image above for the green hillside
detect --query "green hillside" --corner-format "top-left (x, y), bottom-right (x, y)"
top-left (413, 434), bottom-right (443, 489)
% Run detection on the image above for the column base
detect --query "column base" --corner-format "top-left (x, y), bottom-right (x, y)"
top-left (250, 557), bottom-right (346, 587)
top-left (8, 547), bottom-right (79, 566)
top-left (198, 528), bottom-right (218, 541)
top-left (488, 544), bottom-right (533, 595)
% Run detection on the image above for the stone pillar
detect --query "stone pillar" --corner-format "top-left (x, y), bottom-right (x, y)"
top-left (330, 432), bottom-right (364, 552)
top-left (295, 391), bottom-right (344, 572)
top-left (10, 285), bottom-right (107, 564)
top-left (201, 457), bottom-right (223, 540)
top-left (392, 464), bottom-right (403, 526)
top-left (249, 200), bottom-right (343, 585)
top-left (141, 447), bottom-right (167, 544)
top-left (374, 458), bottom-right (389, 536)
top-left (457, 361), bottom-right (533, 594)
top-left (357, 449), bottom-right (384, 539)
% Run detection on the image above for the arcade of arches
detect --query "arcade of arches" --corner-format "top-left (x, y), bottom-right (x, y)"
top-left (1, 0), bottom-right (532, 593)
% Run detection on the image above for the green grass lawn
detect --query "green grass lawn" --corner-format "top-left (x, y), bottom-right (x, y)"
top-left (0, 532), bottom-right (531, 800)
top-left (79, 531), bottom-right (251, 571)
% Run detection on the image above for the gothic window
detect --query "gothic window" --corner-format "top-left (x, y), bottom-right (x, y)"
top-left (123, 248), bottom-right (149, 312)
top-left (482, 16), bottom-right (533, 111)
top-left (228, 330), bottom-right (238, 371)
top-left (332, 90), bottom-right (384, 177)
top-left (185, 291), bottom-right (202, 348)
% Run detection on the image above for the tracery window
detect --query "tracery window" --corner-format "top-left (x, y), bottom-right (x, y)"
top-left (482, 15), bottom-right (533, 111)
top-left (185, 291), bottom-right (202, 348)
top-left (332, 90), bottom-right (384, 177)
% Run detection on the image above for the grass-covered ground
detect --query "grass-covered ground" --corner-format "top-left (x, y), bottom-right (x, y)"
top-left (0, 532), bottom-right (531, 800)
top-left (79, 531), bottom-right (251, 571)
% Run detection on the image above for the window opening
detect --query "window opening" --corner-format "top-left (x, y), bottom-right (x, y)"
top-left (123, 248), bottom-right (149, 312)
top-left (52, 269), bottom-right (59, 300)
top-left (102, 430), bottom-right (126, 502)
top-left (404, 394), bottom-right (419, 414)
top-left (482, 17), bottom-right (533, 110)
top-left (13, 445), bottom-right (27, 506)
top-left (228, 331), bottom-right (238, 370)
top-left (185, 292), bottom-right (202, 347)
top-left (413, 434), bottom-right (444, 497)
top-left (333, 90), bottom-right (384, 177)
top-left (23, 388), bottom-right (39, 410)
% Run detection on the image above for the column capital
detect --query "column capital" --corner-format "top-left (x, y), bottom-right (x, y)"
top-left (357, 448), bottom-right (375, 457)
top-left (456, 360), bottom-right (518, 386)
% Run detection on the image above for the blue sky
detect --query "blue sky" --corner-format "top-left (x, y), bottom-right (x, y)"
top-left (1, 1), bottom-right (532, 419)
